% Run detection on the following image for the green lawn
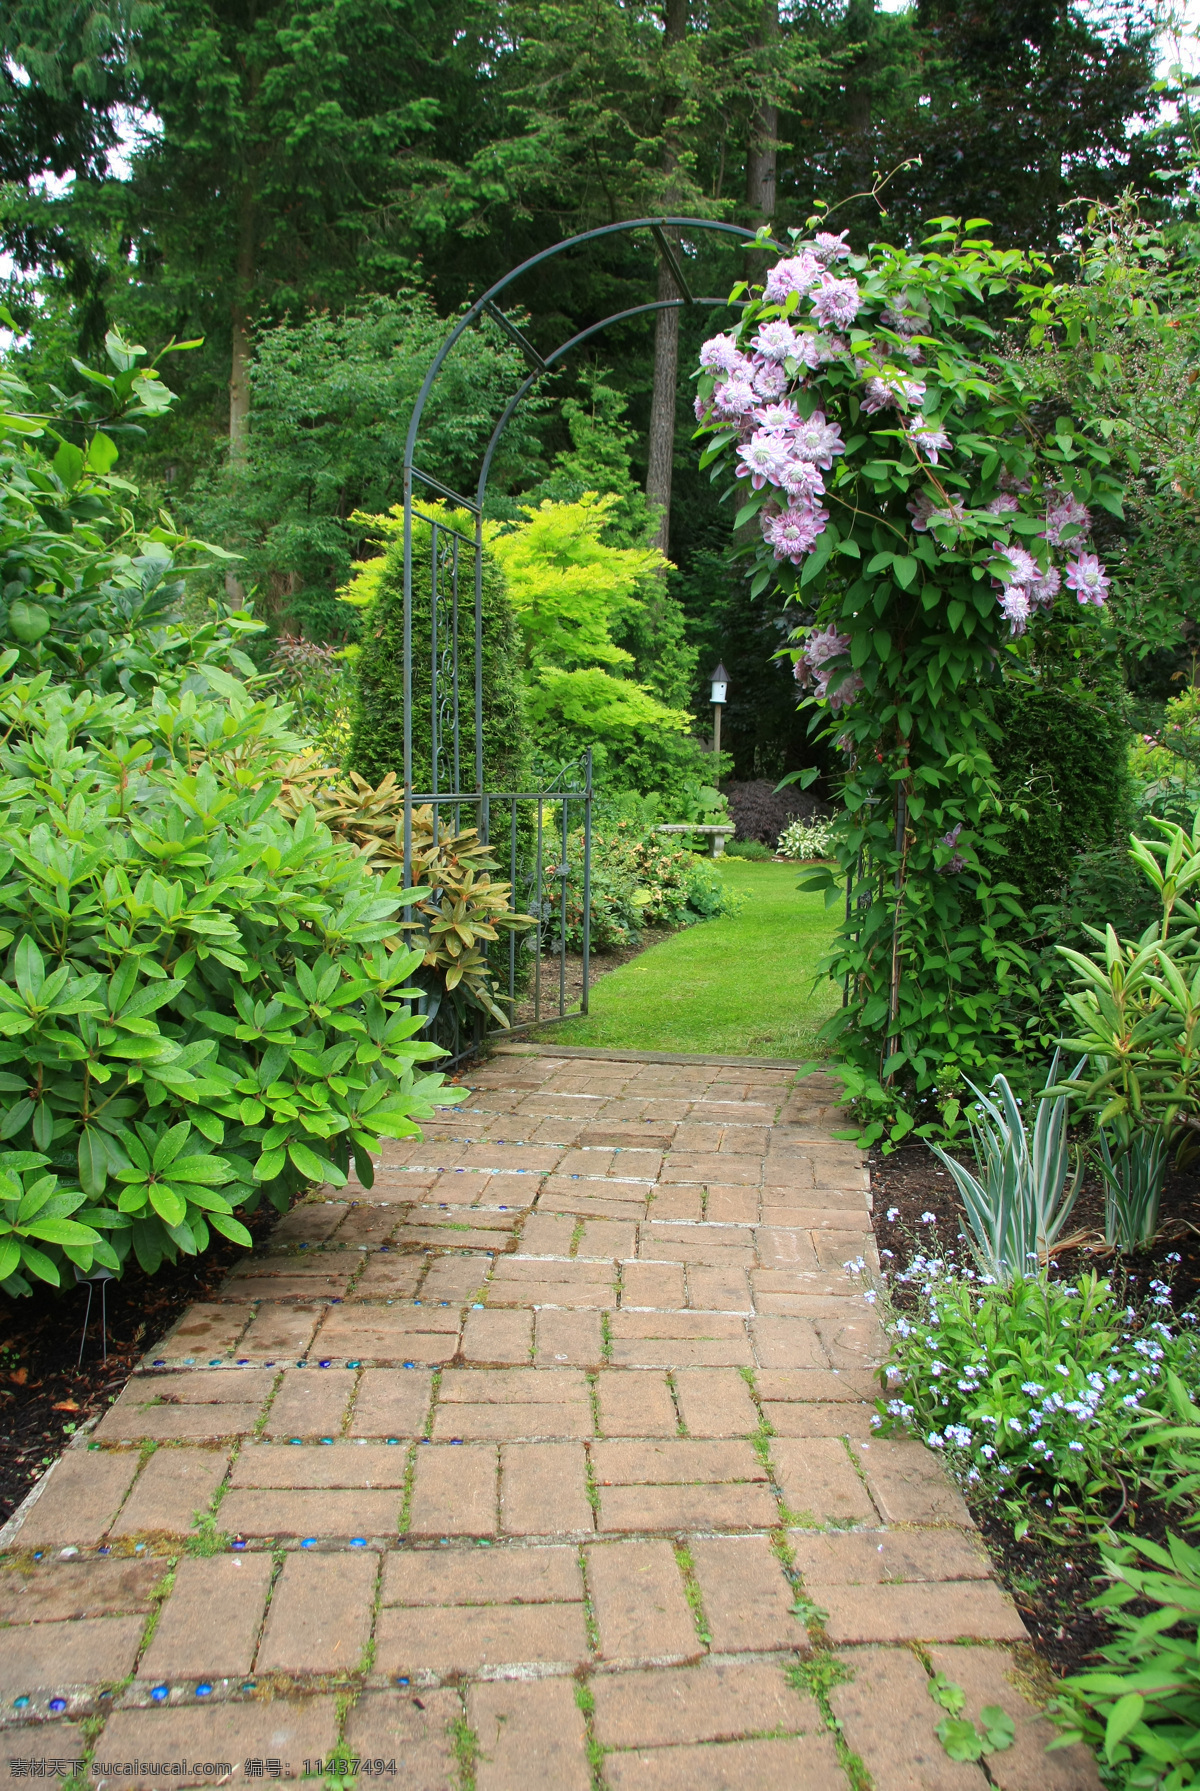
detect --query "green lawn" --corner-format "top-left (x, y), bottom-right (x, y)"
top-left (536, 858), bottom-right (843, 1059)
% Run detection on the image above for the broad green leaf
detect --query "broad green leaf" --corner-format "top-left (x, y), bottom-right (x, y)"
top-left (1104, 1693), bottom-right (1145, 1760)
top-left (53, 440), bottom-right (85, 486)
top-left (78, 1130), bottom-right (110, 1197)
top-left (19, 1243), bottom-right (61, 1286)
top-left (13, 937), bottom-right (44, 1003)
top-left (180, 1185), bottom-right (234, 1214)
top-left (288, 1140), bottom-right (346, 1185)
top-left (8, 601), bottom-right (51, 645)
top-left (24, 1218), bottom-right (101, 1246)
top-left (929, 1674), bottom-right (965, 1715)
top-left (149, 1183), bottom-right (188, 1227)
top-left (936, 1719), bottom-right (984, 1763)
top-left (84, 430), bottom-right (119, 474)
top-left (208, 1213), bottom-right (253, 1247)
top-left (979, 1709), bottom-right (1015, 1755)
top-left (152, 1122), bottom-right (192, 1172)
top-left (168, 1154), bottom-right (235, 1185)
top-left (0, 1100), bottom-right (33, 1140)
top-left (31, 1101), bottom-right (53, 1151)
top-left (892, 556), bottom-right (919, 589)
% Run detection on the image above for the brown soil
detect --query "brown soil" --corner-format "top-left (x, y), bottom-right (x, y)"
top-left (871, 1139), bottom-right (1200, 1675)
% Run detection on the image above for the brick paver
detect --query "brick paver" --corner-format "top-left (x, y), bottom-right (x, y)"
top-left (138, 1554), bottom-right (272, 1678)
top-left (588, 1538), bottom-right (700, 1664)
top-left (0, 1048), bottom-right (1091, 1791)
top-left (257, 1549), bottom-right (376, 1675)
top-left (469, 1677), bottom-right (592, 1790)
top-left (111, 1445), bottom-right (228, 1535)
top-left (91, 1698), bottom-right (339, 1785)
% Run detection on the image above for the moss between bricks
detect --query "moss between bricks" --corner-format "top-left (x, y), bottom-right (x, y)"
top-left (788, 1655), bottom-right (871, 1791)
top-left (673, 1542), bottom-right (712, 1649)
top-left (572, 1678), bottom-right (605, 1789)
top-left (448, 1714), bottom-right (480, 1791)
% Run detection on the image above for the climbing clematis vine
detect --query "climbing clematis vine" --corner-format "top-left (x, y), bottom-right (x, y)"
top-left (692, 215), bottom-right (1125, 1146)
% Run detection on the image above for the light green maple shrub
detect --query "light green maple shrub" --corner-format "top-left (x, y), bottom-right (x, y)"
top-left (489, 494), bottom-right (693, 756)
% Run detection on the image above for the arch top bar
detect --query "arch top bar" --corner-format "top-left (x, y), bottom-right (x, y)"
top-left (403, 215), bottom-right (761, 478)
top-left (473, 293), bottom-right (734, 510)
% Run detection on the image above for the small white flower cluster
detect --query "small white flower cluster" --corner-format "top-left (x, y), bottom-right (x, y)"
top-left (777, 817), bottom-right (836, 860)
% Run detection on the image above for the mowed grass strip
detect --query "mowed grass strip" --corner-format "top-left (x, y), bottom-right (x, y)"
top-left (536, 859), bottom-right (842, 1059)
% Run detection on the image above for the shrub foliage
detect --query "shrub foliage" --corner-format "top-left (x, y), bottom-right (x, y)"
top-left (0, 658), bottom-right (458, 1292)
top-left (992, 683), bottom-right (1130, 909)
top-left (0, 341), bottom-right (460, 1294)
top-left (547, 824), bottom-right (735, 952)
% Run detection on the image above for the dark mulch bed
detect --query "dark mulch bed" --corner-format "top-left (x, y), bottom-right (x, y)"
top-left (871, 1139), bottom-right (1200, 1676)
top-left (0, 1205), bottom-right (279, 1530)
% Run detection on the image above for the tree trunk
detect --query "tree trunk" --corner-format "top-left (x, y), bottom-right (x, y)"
top-left (226, 185), bottom-right (255, 603)
top-left (746, 0), bottom-right (779, 222)
top-left (646, 0), bottom-right (688, 559)
top-left (647, 261), bottom-right (680, 556)
top-left (228, 185), bottom-right (255, 463)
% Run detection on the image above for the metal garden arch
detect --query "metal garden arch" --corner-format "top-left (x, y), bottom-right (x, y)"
top-left (400, 216), bottom-right (757, 1059)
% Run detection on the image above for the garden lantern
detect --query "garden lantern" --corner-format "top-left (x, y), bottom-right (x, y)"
top-left (710, 662), bottom-right (730, 761)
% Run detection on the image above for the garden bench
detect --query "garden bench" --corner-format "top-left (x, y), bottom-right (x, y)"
top-left (655, 822), bottom-right (734, 858)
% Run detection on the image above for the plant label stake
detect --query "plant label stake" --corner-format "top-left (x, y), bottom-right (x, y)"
top-left (76, 1265), bottom-right (116, 1365)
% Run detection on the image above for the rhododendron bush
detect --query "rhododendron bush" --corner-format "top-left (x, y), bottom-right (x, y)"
top-left (694, 219), bottom-right (1126, 1144)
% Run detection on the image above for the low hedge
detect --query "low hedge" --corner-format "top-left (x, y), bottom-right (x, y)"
top-left (544, 823), bottom-right (735, 952)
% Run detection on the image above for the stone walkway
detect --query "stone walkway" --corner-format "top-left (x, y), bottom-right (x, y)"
top-left (0, 1047), bottom-right (1098, 1790)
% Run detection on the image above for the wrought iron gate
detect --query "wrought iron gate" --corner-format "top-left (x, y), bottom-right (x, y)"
top-left (401, 216), bottom-right (758, 1063)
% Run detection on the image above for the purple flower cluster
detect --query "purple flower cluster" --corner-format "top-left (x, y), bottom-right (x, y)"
top-left (908, 494), bottom-right (967, 532)
top-left (732, 402), bottom-right (846, 515)
top-left (794, 625), bottom-right (863, 711)
top-left (939, 823), bottom-right (966, 874)
top-left (764, 505), bottom-right (830, 563)
top-left (812, 230), bottom-right (851, 264)
top-left (812, 275), bottom-right (862, 331)
top-left (763, 252), bottom-right (821, 303)
top-left (859, 369), bottom-right (927, 415)
top-left (912, 426), bottom-right (950, 464)
top-left (696, 242), bottom-right (1118, 692)
top-left (985, 486), bottom-right (1105, 633)
top-left (1044, 491), bottom-right (1090, 546)
top-left (696, 247), bottom-right (884, 597)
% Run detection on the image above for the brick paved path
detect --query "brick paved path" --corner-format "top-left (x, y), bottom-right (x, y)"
top-left (0, 1048), bottom-right (1098, 1790)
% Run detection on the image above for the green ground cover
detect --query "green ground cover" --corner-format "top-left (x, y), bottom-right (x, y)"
top-left (538, 858), bottom-right (842, 1058)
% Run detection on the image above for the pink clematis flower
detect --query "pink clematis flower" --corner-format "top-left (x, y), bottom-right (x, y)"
top-left (790, 410), bottom-right (846, 469)
top-left (811, 274), bottom-right (862, 330)
top-left (1065, 553), bottom-right (1110, 606)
